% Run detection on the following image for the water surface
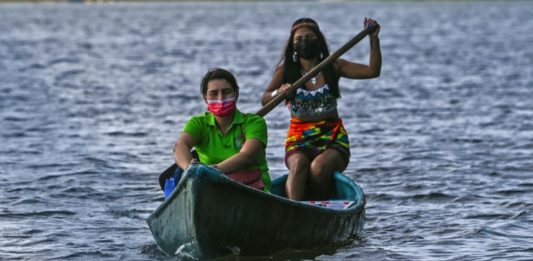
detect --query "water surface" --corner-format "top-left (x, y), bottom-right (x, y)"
top-left (1, 2), bottom-right (532, 260)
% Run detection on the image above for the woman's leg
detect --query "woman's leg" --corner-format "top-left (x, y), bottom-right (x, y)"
top-left (285, 152), bottom-right (311, 200)
top-left (308, 149), bottom-right (348, 200)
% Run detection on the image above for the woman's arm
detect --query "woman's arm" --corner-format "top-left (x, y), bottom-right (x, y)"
top-left (261, 67), bottom-right (290, 105)
top-left (337, 38), bottom-right (381, 79)
top-left (173, 133), bottom-right (196, 170)
top-left (338, 19), bottom-right (381, 79)
top-left (216, 138), bottom-right (265, 173)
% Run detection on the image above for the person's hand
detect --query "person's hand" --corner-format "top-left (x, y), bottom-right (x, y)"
top-left (209, 164), bottom-right (223, 174)
top-left (278, 83), bottom-right (292, 95)
top-left (364, 17), bottom-right (380, 38)
top-left (186, 158), bottom-right (199, 169)
top-left (270, 83), bottom-right (291, 99)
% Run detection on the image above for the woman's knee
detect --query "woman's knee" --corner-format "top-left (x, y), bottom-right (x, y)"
top-left (309, 159), bottom-right (330, 181)
top-left (287, 154), bottom-right (310, 173)
top-left (309, 152), bottom-right (345, 181)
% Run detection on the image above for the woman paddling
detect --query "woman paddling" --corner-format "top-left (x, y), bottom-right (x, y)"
top-left (164, 68), bottom-right (271, 196)
top-left (261, 18), bottom-right (381, 200)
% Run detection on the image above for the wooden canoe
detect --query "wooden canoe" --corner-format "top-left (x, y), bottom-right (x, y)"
top-left (146, 164), bottom-right (366, 258)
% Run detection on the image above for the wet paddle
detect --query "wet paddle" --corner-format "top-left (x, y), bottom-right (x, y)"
top-left (256, 25), bottom-right (377, 117)
top-left (160, 26), bottom-right (377, 189)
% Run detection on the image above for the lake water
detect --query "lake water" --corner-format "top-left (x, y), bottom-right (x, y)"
top-left (1, 1), bottom-right (532, 260)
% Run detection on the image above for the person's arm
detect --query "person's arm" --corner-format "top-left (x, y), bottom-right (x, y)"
top-left (173, 133), bottom-right (196, 170)
top-left (338, 18), bottom-right (381, 79)
top-left (261, 66), bottom-right (291, 105)
top-left (215, 138), bottom-right (265, 174)
top-left (175, 116), bottom-right (204, 169)
top-left (216, 116), bottom-right (267, 173)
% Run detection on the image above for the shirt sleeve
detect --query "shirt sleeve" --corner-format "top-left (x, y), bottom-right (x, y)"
top-left (182, 115), bottom-right (204, 144)
top-left (243, 114), bottom-right (268, 146)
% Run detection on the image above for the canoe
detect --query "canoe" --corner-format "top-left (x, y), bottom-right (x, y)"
top-left (146, 163), bottom-right (366, 258)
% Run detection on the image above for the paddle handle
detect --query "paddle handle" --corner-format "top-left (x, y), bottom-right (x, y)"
top-left (256, 27), bottom-right (374, 117)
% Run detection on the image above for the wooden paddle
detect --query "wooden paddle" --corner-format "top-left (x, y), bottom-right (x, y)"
top-left (160, 26), bottom-right (377, 189)
top-left (256, 26), bottom-right (377, 117)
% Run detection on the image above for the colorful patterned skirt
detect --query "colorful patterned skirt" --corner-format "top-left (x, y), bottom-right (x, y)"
top-left (285, 118), bottom-right (350, 164)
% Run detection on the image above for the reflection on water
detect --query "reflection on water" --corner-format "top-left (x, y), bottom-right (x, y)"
top-left (1, 2), bottom-right (532, 260)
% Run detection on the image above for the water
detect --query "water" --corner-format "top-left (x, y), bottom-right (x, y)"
top-left (1, 1), bottom-right (532, 260)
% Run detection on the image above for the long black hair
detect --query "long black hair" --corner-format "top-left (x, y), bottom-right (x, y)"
top-left (277, 18), bottom-right (340, 98)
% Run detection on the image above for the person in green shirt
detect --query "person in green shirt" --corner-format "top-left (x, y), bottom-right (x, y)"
top-left (169, 68), bottom-right (271, 193)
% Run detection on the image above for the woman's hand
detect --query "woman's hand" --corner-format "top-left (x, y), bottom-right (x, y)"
top-left (269, 83), bottom-right (291, 99)
top-left (364, 17), bottom-right (380, 38)
top-left (277, 83), bottom-right (292, 96)
top-left (188, 158), bottom-right (199, 167)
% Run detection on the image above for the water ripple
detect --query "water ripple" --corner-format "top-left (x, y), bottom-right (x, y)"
top-left (1, 2), bottom-right (532, 260)
top-left (0, 210), bottom-right (77, 218)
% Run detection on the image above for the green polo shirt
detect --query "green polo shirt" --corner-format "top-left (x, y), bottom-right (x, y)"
top-left (183, 109), bottom-right (271, 192)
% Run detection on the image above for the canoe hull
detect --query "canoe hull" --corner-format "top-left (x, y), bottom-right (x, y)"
top-left (146, 164), bottom-right (365, 257)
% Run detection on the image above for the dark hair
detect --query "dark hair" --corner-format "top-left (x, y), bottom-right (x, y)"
top-left (278, 18), bottom-right (340, 98)
top-left (200, 68), bottom-right (240, 98)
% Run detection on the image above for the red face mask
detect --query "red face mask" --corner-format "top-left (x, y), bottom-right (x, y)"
top-left (206, 97), bottom-right (236, 117)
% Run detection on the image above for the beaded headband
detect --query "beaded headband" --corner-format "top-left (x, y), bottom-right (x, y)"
top-left (291, 22), bottom-right (319, 33)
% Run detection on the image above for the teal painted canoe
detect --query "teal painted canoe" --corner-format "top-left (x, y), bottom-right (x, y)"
top-left (146, 164), bottom-right (365, 258)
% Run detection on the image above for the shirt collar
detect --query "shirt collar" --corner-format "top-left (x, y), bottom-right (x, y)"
top-left (206, 109), bottom-right (244, 127)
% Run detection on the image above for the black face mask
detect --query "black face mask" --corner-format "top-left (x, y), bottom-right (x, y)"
top-left (294, 39), bottom-right (320, 60)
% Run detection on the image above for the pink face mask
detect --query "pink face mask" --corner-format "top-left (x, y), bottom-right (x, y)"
top-left (207, 97), bottom-right (236, 117)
